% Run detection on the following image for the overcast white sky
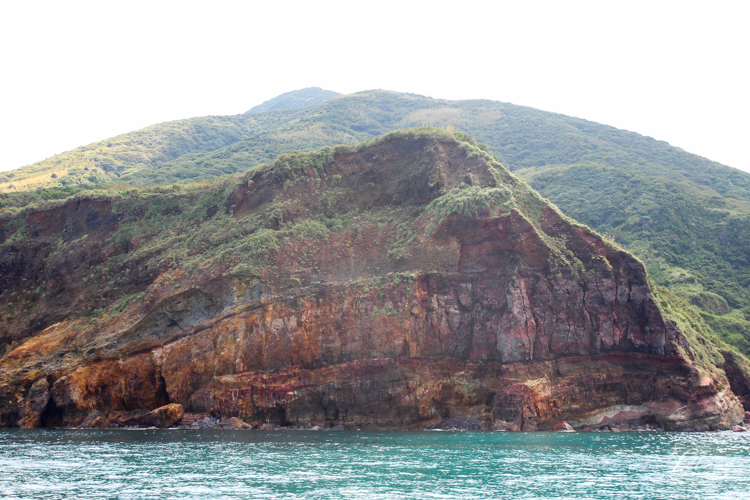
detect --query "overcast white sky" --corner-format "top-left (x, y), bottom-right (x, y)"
top-left (1, 0), bottom-right (748, 173)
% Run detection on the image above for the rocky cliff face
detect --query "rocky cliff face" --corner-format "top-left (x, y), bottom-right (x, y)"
top-left (0, 130), bottom-right (746, 430)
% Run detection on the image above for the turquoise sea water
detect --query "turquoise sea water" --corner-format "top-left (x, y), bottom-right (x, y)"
top-left (1, 430), bottom-right (749, 499)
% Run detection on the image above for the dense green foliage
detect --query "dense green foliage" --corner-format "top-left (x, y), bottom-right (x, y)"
top-left (2, 89), bottom-right (749, 355)
top-left (653, 287), bottom-right (734, 374)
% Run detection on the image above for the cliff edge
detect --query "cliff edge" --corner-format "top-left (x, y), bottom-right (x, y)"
top-left (0, 129), bottom-right (746, 430)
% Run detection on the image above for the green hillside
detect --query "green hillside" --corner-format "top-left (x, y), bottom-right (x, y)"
top-left (1, 89), bottom-right (749, 354)
top-left (0, 115), bottom-right (257, 193)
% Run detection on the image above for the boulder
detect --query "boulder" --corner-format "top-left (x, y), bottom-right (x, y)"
top-left (119, 404), bottom-right (184, 428)
top-left (331, 424), bottom-right (345, 431)
top-left (80, 410), bottom-right (111, 428)
top-left (17, 378), bottom-right (51, 429)
top-left (140, 404), bottom-right (184, 428)
top-left (552, 421), bottom-right (574, 432)
top-left (731, 425), bottom-right (747, 432)
top-left (259, 423), bottom-right (276, 430)
top-left (745, 411), bottom-right (750, 423)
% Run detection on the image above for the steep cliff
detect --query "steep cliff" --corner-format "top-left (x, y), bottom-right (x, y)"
top-left (0, 129), bottom-right (746, 430)
top-left (5, 89), bottom-right (750, 361)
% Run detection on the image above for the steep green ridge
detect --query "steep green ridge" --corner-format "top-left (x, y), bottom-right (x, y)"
top-left (246, 87), bottom-right (340, 113)
top-left (1, 90), bottom-right (749, 354)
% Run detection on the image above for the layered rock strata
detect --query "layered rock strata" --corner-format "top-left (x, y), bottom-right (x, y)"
top-left (0, 131), bottom-right (746, 430)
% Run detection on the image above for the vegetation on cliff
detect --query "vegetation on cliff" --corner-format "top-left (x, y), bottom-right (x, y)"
top-left (1, 89), bottom-right (749, 358)
top-left (0, 128), bottom-right (740, 367)
top-left (0, 128), bottom-right (544, 341)
top-left (1, 130), bottom-right (748, 430)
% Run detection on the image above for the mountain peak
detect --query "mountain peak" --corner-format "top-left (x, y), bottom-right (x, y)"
top-left (245, 87), bottom-right (340, 114)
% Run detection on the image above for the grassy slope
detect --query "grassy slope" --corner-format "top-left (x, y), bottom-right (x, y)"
top-left (0, 115), bottom-right (259, 192)
top-left (2, 90), bottom-right (749, 354)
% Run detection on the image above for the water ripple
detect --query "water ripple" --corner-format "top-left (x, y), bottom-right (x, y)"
top-left (1, 430), bottom-right (749, 499)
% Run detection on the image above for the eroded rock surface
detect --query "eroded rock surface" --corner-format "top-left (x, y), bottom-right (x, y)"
top-left (80, 410), bottom-right (111, 428)
top-left (0, 132), bottom-right (747, 430)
